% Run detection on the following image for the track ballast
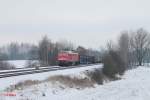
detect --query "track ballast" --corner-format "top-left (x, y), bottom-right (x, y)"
top-left (0, 64), bottom-right (101, 78)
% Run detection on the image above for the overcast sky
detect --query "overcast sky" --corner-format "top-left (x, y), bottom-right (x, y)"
top-left (0, 0), bottom-right (150, 49)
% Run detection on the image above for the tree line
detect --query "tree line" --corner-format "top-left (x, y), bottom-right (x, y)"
top-left (38, 36), bottom-right (101, 66)
top-left (0, 36), bottom-right (101, 68)
top-left (0, 43), bottom-right (38, 60)
top-left (102, 28), bottom-right (150, 78)
top-left (1, 28), bottom-right (150, 73)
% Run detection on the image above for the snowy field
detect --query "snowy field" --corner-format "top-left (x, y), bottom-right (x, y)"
top-left (7, 60), bottom-right (28, 68)
top-left (6, 60), bottom-right (38, 68)
top-left (1, 65), bottom-right (150, 100)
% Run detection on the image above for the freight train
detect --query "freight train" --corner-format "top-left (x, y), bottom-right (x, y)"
top-left (57, 51), bottom-right (95, 66)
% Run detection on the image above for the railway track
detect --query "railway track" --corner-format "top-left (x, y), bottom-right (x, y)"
top-left (0, 64), bottom-right (101, 78)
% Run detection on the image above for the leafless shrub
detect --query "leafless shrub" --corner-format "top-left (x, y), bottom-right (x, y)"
top-left (85, 69), bottom-right (103, 85)
top-left (0, 61), bottom-right (15, 70)
top-left (6, 80), bottom-right (40, 92)
top-left (102, 50), bottom-right (125, 78)
top-left (45, 75), bottom-right (95, 89)
top-left (25, 60), bottom-right (40, 68)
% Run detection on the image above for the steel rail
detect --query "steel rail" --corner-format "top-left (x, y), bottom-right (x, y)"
top-left (0, 64), bottom-right (101, 78)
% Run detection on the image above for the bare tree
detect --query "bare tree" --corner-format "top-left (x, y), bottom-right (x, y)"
top-left (48, 43), bottom-right (58, 65)
top-left (106, 40), bottom-right (116, 51)
top-left (118, 31), bottom-right (129, 68)
top-left (102, 42), bottom-right (125, 77)
top-left (28, 45), bottom-right (39, 60)
top-left (38, 36), bottom-right (51, 66)
top-left (8, 42), bottom-right (19, 60)
top-left (130, 28), bottom-right (150, 66)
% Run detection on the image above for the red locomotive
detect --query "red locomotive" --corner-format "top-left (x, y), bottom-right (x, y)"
top-left (57, 51), bottom-right (79, 66)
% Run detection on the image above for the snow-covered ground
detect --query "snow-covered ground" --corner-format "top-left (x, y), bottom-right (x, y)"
top-left (0, 64), bottom-right (102, 91)
top-left (7, 60), bottom-right (28, 68)
top-left (1, 65), bottom-right (150, 100)
top-left (3, 60), bottom-right (39, 68)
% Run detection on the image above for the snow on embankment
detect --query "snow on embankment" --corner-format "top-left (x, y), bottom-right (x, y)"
top-left (0, 64), bottom-right (102, 91)
top-left (77, 66), bottom-right (150, 100)
top-left (2, 66), bottom-right (150, 100)
top-left (38, 66), bottom-right (150, 100)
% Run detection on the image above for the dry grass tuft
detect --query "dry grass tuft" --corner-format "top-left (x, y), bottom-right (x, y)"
top-left (85, 69), bottom-right (104, 85)
top-left (6, 80), bottom-right (40, 92)
top-left (45, 75), bottom-right (95, 89)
